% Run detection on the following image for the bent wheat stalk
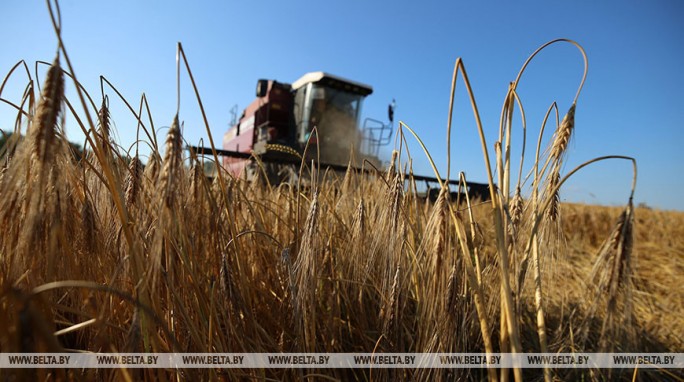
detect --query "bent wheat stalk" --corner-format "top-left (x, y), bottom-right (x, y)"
top-left (401, 121), bottom-right (499, 382)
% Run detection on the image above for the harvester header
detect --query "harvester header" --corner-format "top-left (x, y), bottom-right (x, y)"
top-left (189, 72), bottom-right (490, 200)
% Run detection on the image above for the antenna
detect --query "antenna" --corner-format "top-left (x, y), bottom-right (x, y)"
top-left (229, 104), bottom-right (238, 126)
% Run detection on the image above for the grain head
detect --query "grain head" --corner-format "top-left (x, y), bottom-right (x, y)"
top-left (550, 103), bottom-right (576, 163)
top-left (30, 55), bottom-right (64, 167)
top-left (159, 115), bottom-right (183, 209)
top-left (124, 156), bottom-right (143, 208)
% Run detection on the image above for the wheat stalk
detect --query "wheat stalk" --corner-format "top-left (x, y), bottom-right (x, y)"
top-left (381, 266), bottom-right (401, 349)
top-left (588, 201), bottom-right (636, 352)
top-left (292, 191), bottom-right (320, 351)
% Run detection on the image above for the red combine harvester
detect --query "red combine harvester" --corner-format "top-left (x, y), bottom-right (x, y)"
top-left (220, 72), bottom-right (390, 183)
top-left (189, 72), bottom-right (490, 200)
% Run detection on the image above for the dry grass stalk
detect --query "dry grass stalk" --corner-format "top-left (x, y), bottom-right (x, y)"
top-left (414, 186), bottom-right (451, 356)
top-left (429, 187), bottom-right (449, 263)
top-left (124, 308), bottom-right (142, 352)
top-left (381, 266), bottom-right (401, 349)
top-left (444, 264), bottom-right (458, 316)
top-left (292, 191), bottom-right (320, 350)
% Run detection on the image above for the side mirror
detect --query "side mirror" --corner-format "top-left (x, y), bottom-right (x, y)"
top-left (256, 79), bottom-right (269, 97)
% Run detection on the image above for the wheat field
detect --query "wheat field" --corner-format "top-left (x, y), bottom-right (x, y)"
top-left (0, 6), bottom-right (683, 381)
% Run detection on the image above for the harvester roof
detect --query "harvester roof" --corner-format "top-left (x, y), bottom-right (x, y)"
top-left (291, 72), bottom-right (373, 96)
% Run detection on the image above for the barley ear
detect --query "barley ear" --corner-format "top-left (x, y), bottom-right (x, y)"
top-left (545, 167), bottom-right (561, 223)
top-left (386, 150), bottom-right (398, 181)
top-left (124, 156), bottom-right (143, 208)
top-left (31, 55), bottom-right (64, 166)
top-left (586, 201), bottom-right (636, 351)
top-left (381, 266), bottom-right (401, 348)
top-left (444, 265), bottom-right (458, 315)
top-left (190, 162), bottom-right (203, 204)
top-left (508, 187), bottom-right (524, 237)
top-left (291, 191), bottom-right (320, 350)
top-left (159, 115), bottom-right (183, 209)
top-left (97, 97), bottom-right (112, 151)
top-left (550, 103), bottom-right (575, 163)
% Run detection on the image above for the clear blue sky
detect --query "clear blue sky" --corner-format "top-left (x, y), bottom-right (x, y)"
top-left (2, 1), bottom-right (683, 210)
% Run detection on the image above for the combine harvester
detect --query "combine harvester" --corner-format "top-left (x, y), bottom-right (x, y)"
top-left (189, 72), bottom-right (489, 200)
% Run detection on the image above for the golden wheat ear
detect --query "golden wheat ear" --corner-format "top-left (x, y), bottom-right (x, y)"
top-left (544, 166), bottom-right (561, 223)
top-left (583, 202), bottom-right (636, 353)
top-left (124, 156), bottom-right (143, 208)
top-left (508, 187), bottom-right (524, 237)
top-left (549, 103), bottom-right (576, 163)
top-left (159, 114), bottom-right (183, 209)
top-left (30, 55), bottom-right (64, 167)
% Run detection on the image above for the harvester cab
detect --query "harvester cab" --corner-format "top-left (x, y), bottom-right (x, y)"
top-left (290, 72), bottom-right (374, 166)
top-left (222, 72), bottom-right (392, 182)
